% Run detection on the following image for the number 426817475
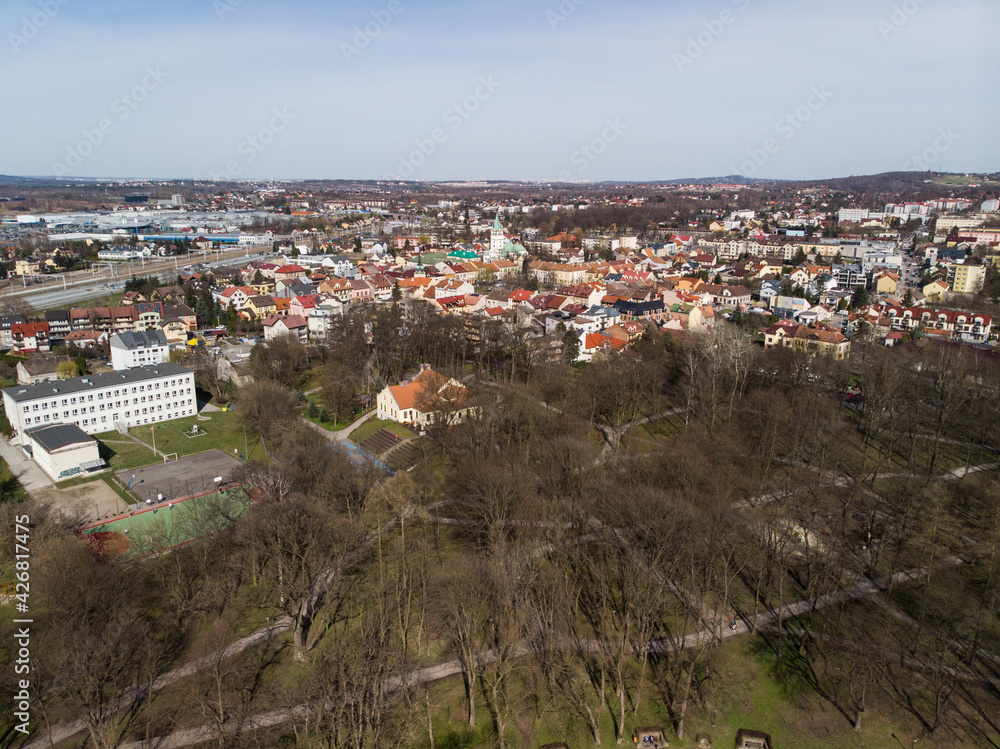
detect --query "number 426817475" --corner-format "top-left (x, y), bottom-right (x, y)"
top-left (14, 515), bottom-right (30, 600)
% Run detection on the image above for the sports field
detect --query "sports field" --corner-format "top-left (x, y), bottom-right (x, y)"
top-left (115, 449), bottom-right (242, 505)
top-left (79, 487), bottom-right (246, 562)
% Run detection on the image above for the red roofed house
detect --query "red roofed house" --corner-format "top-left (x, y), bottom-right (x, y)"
top-left (764, 322), bottom-right (850, 359)
top-left (376, 364), bottom-right (475, 429)
top-left (274, 264), bottom-right (308, 281)
top-left (579, 331), bottom-right (627, 362)
top-left (219, 286), bottom-right (255, 311)
top-left (262, 314), bottom-right (308, 343)
top-left (272, 297), bottom-right (291, 316)
top-left (11, 322), bottom-right (50, 353)
top-left (290, 295), bottom-right (318, 318)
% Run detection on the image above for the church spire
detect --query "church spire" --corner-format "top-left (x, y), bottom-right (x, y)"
top-left (492, 213), bottom-right (503, 233)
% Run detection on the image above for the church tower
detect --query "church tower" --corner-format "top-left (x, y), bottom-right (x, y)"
top-left (489, 213), bottom-right (506, 260)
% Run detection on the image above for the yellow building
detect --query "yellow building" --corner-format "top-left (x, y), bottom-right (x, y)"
top-left (949, 264), bottom-right (985, 294)
top-left (14, 259), bottom-right (42, 276)
top-left (922, 279), bottom-right (950, 303)
top-left (875, 273), bottom-right (899, 294)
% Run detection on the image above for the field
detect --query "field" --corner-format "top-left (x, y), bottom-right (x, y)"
top-left (79, 487), bottom-right (246, 562)
top-left (93, 408), bottom-right (260, 472)
top-left (350, 417), bottom-right (418, 443)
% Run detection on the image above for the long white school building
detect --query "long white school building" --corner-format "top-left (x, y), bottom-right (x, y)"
top-left (2, 363), bottom-right (197, 447)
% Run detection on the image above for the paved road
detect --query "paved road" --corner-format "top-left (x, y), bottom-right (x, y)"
top-left (300, 410), bottom-right (377, 443)
top-left (0, 436), bottom-right (51, 493)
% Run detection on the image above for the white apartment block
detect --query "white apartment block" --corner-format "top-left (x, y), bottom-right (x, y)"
top-left (2, 363), bottom-right (197, 446)
top-left (97, 247), bottom-right (152, 261)
top-left (884, 203), bottom-right (931, 217)
top-left (935, 215), bottom-right (986, 234)
top-left (110, 330), bottom-right (171, 370)
top-left (838, 208), bottom-right (870, 223)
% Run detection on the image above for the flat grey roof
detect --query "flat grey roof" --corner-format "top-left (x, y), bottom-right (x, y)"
top-left (2, 362), bottom-right (193, 404)
top-left (26, 423), bottom-right (94, 452)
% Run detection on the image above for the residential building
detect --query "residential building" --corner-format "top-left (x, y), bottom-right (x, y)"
top-left (874, 272), bottom-right (899, 295)
top-left (44, 311), bottom-right (72, 344)
top-left (935, 215), bottom-right (985, 234)
top-left (14, 259), bottom-right (42, 276)
top-left (263, 314), bottom-right (308, 343)
top-left (947, 264), bottom-right (985, 294)
top-left (0, 316), bottom-right (27, 349)
top-left (11, 322), bottom-right (50, 353)
top-left (244, 295), bottom-right (277, 320)
top-left (16, 356), bottom-right (74, 385)
top-left (376, 364), bottom-right (474, 429)
top-left (110, 330), bottom-right (171, 371)
top-left (217, 286), bottom-right (255, 311)
top-left (922, 278), bottom-right (950, 303)
top-left (2, 362), bottom-right (197, 446)
top-left (64, 330), bottom-right (107, 350)
top-left (702, 284), bottom-right (752, 309)
top-left (879, 305), bottom-right (992, 344)
top-left (763, 322), bottom-right (851, 360)
top-left (832, 264), bottom-right (865, 290)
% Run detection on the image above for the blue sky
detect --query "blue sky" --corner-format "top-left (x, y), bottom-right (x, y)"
top-left (1, 0), bottom-right (997, 181)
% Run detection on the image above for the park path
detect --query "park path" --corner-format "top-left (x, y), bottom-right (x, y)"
top-left (18, 619), bottom-right (295, 749)
top-left (299, 410), bottom-right (376, 444)
top-left (98, 559), bottom-right (961, 749)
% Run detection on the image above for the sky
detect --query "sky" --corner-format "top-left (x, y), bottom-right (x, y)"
top-left (1, 0), bottom-right (997, 182)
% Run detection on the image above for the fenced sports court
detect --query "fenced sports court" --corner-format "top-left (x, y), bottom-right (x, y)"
top-left (115, 449), bottom-right (242, 505)
top-left (79, 487), bottom-right (246, 562)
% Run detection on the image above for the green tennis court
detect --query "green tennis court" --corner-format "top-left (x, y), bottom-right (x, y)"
top-left (79, 488), bottom-right (247, 562)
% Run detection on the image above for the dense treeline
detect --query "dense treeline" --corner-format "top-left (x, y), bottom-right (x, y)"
top-left (2, 314), bottom-right (999, 748)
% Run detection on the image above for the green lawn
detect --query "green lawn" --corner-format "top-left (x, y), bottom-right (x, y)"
top-left (0, 452), bottom-right (27, 504)
top-left (49, 292), bottom-right (124, 311)
top-left (300, 399), bottom-right (364, 432)
top-left (93, 410), bottom-right (260, 471)
top-left (350, 417), bottom-right (417, 443)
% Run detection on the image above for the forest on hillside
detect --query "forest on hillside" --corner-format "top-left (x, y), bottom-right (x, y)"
top-left (2, 308), bottom-right (1000, 749)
